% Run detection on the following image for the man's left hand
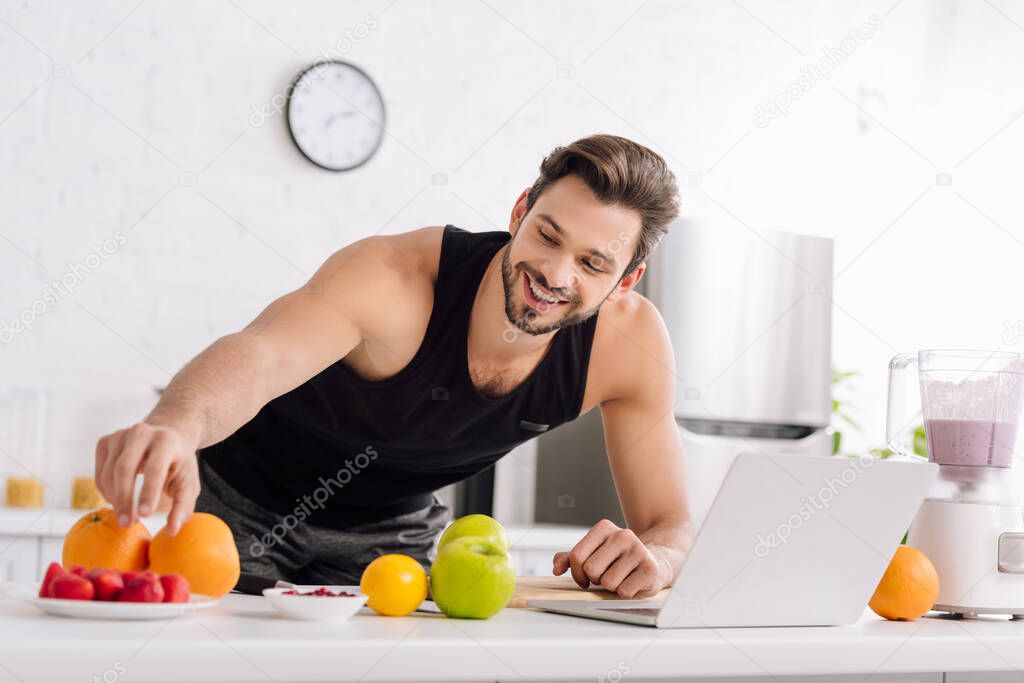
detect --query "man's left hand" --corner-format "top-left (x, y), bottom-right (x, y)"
top-left (552, 519), bottom-right (671, 598)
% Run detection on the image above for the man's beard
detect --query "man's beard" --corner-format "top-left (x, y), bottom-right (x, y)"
top-left (500, 245), bottom-right (601, 335)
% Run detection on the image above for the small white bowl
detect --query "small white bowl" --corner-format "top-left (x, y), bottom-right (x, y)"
top-left (262, 586), bottom-right (368, 622)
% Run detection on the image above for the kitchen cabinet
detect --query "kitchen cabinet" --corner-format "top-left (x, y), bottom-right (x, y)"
top-left (0, 536), bottom-right (38, 583)
top-left (38, 536), bottom-right (64, 573)
top-left (667, 678), bottom-right (939, 682)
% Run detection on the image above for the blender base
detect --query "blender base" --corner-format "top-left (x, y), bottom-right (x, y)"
top-left (933, 604), bottom-right (1024, 619)
top-left (908, 499), bottom-right (1024, 619)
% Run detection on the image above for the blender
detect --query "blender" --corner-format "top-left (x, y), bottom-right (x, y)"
top-left (886, 349), bottom-right (1024, 618)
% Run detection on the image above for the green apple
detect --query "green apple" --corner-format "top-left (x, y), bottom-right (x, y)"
top-left (430, 536), bottom-right (516, 619)
top-left (438, 514), bottom-right (510, 554)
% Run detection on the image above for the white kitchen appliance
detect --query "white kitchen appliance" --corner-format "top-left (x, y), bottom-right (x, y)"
top-left (645, 219), bottom-right (835, 528)
top-left (528, 452), bottom-right (937, 627)
top-left (888, 349), bottom-right (1024, 618)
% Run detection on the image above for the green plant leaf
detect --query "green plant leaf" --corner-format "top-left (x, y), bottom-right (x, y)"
top-left (913, 425), bottom-right (928, 458)
top-left (831, 366), bottom-right (860, 382)
top-left (836, 411), bottom-right (863, 432)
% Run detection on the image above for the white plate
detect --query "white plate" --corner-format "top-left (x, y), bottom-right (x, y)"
top-left (263, 586), bottom-right (368, 622)
top-left (8, 587), bottom-right (220, 620)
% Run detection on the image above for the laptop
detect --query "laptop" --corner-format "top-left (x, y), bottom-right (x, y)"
top-left (528, 451), bottom-right (938, 628)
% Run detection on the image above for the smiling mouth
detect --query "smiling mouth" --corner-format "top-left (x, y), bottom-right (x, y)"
top-left (521, 271), bottom-right (568, 311)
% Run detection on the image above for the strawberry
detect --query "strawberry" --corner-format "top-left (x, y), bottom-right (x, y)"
top-left (121, 571), bottom-right (143, 584)
top-left (38, 562), bottom-right (63, 598)
top-left (119, 574), bottom-right (165, 603)
top-left (159, 574), bottom-right (190, 603)
top-left (50, 573), bottom-right (95, 600)
top-left (85, 568), bottom-right (125, 601)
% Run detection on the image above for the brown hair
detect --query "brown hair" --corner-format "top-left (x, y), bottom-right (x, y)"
top-left (524, 134), bottom-right (680, 277)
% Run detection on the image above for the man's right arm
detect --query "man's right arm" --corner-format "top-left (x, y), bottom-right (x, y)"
top-left (95, 234), bottom-right (417, 534)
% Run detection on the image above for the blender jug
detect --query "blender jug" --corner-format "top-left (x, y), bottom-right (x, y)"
top-left (886, 349), bottom-right (1024, 473)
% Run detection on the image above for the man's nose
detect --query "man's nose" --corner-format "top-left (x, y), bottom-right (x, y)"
top-left (539, 258), bottom-right (577, 294)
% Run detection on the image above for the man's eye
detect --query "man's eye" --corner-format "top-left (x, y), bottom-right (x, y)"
top-left (539, 231), bottom-right (557, 245)
top-left (583, 261), bottom-right (601, 273)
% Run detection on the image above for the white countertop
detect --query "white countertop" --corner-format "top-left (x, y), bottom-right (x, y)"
top-left (2, 586), bottom-right (1024, 682)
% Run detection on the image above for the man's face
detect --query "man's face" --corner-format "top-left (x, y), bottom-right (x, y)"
top-left (501, 175), bottom-right (643, 335)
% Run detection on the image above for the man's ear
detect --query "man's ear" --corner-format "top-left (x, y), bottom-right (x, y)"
top-left (605, 262), bottom-right (645, 302)
top-left (509, 188), bottom-right (530, 237)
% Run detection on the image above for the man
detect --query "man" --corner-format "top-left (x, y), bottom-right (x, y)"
top-left (95, 134), bottom-right (694, 599)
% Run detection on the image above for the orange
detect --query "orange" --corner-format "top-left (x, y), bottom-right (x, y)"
top-left (360, 554), bottom-right (428, 616)
top-left (148, 512), bottom-right (240, 598)
top-left (869, 545), bottom-right (940, 621)
top-left (62, 507), bottom-right (150, 572)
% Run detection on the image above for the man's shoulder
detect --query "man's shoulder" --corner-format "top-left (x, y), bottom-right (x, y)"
top-left (589, 290), bottom-right (676, 402)
top-left (315, 225), bottom-right (444, 311)
top-left (314, 226), bottom-right (446, 334)
top-left (596, 290), bottom-right (670, 347)
top-left (354, 226), bottom-right (447, 281)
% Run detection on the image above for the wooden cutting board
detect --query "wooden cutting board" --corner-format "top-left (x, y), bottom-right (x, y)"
top-left (508, 576), bottom-right (670, 608)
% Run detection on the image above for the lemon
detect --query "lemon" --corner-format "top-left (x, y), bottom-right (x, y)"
top-left (359, 554), bottom-right (428, 616)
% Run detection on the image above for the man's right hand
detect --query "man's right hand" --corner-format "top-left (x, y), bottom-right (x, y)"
top-left (95, 422), bottom-right (201, 535)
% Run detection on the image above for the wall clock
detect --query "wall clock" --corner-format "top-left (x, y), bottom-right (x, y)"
top-left (286, 60), bottom-right (386, 171)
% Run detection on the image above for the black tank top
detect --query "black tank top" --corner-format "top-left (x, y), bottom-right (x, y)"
top-left (201, 225), bottom-right (599, 528)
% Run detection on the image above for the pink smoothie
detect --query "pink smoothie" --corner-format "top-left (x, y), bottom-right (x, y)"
top-left (925, 419), bottom-right (1018, 467)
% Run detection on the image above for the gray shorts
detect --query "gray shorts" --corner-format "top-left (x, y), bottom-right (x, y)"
top-left (195, 457), bottom-right (452, 585)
